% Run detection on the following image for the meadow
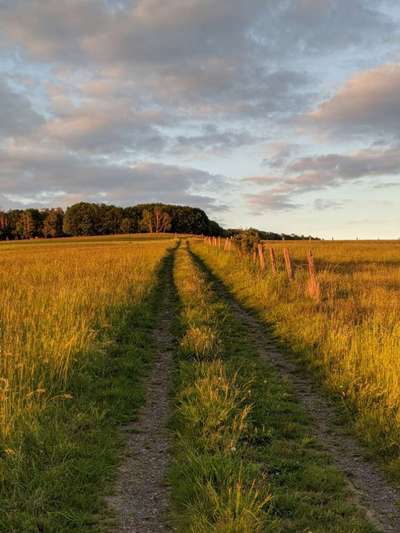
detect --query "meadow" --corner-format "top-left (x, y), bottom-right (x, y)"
top-left (0, 237), bottom-right (172, 440)
top-left (0, 236), bottom-right (174, 530)
top-left (194, 239), bottom-right (400, 479)
top-left (171, 242), bottom-right (374, 532)
top-left (1, 234), bottom-right (399, 531)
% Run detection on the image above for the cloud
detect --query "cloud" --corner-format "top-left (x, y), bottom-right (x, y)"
top-left (173, 126), bottom-right (259, 155)
top-left (0, 145), bottom-right (228, 211)
top-left (2, 0), bottom-right (390, 127)
top-left (244, 144), bottom-right (400, 211)
top-left (263, 0), bottom-right (395, 55)
top-left (0, 0), bottom-right (109, 62)
top-left (246, 190), bottom-right (301, 212)
top-left (242, 175), bottom-right (282, 186)
top-left (40, 83), bottom-right (262, 156)
top-left (0, 79), bottom-right (44, 137)
top-left (1, 1), bottom-right (393, 64)
top-left (313, 198), bottom-right (343, 210)
top-left (305, 63), bottom-right (400, 139)
top-left (287, 146), bottom-right (400, 184)
top-left (42, 102), bottom-right (167, 154)
top-left (373, 181), bottom-right (400, 189)
top-left (262, 142), bottom-right (302, 167)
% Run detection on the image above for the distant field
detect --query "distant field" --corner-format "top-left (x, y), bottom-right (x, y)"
top-left (194, 239), bottom-right (400, 479)
top-left (262, 239), bottom-right (400, 268)
top-left (0, 232), bottom-right (183, 249)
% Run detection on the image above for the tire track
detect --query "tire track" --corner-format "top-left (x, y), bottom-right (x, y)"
top-left (107, 251), bottom-right (177, 532)
top-left (191, 249), bottom-right (400, 533)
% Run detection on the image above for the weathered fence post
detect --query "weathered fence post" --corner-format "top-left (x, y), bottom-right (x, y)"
top-left (283, 247), bottom-right (294, 280)
top-left (269, 247), bottom-right (277, 274)
top-left (257, 244), bottom-right (266, 271)
top-left (307, 249), bottom-right (321, 301)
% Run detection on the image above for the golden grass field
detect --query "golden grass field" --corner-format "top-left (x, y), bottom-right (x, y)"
top-left (2, 235), bottom-right (399, 531)
top-left (194, 239), bottom-right (400, 477)
top-left (0, 238), bottom-right (172, 443)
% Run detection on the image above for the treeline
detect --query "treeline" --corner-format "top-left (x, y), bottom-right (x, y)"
top-left (227, 228), bottom-right (319, 241)
top-left (0, 203), bottom-right (225, 240)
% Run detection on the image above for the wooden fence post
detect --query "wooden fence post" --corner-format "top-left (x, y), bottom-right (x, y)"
top-left (269, 247), bottom-right (277, 274)
top-left (283, 247), bottom-right (294, 280)
top-left (307, 250), bottom-right (321, 301)
top-left (257, 244), bottom-right (266, 271)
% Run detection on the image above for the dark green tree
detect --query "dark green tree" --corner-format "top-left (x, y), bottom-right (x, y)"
top-left (16, 209), bottom-right (42, 239)
top-left (63, 203), bottom-right (101, 236)
top-left (98, 205), bottom-right (123, 235)
top-left (43, 208), bottom-right (64, 238)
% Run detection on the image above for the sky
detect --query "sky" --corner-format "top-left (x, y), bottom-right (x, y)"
top-left (0, 0), bottom-right (399, 239)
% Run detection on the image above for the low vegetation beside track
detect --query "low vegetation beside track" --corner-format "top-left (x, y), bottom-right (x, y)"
top-left (0, 238), bottom-right (173, 530)
top-left (170, 242), bottom-right (375, 532)
top-left (193, 238), bottom-right (400, 481)
top-left (1, 234), bottom-right (395, 531)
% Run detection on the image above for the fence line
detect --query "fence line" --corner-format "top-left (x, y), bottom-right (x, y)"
top-left (203, 237), bottom-right (321, 301)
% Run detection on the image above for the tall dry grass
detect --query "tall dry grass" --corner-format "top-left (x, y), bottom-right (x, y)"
top-left (0, 240), bottom-right (171, 443)
top-left (194, 239), bottom-right (400, 476)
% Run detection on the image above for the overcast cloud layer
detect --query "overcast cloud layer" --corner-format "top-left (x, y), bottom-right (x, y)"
top-left (0, 0), bottom-right (399, 238)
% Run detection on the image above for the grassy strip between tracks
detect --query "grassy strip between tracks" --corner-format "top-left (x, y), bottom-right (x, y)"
top-left (169, 241), bottom-right (375, 532)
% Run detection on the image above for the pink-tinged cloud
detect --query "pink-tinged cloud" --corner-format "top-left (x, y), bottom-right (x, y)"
top-left (306, 63), bottom-right (400, 138)
top-left (242, 175), bottom-right (282, 185)
top-left (244, 145), bottom-right (400, 211)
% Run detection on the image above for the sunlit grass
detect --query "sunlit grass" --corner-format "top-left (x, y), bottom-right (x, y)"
top-left (0, 239), bottom-right (172, 444)
top-left (171, 243), bottom-right (270, 532)
top-left (193, 239), bottom-right (400, 477)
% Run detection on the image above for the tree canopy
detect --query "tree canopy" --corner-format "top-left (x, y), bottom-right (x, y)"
top-left (0, 203), bottom-right (319, 241)
top-left (0, 203), bottom-right (225, 240)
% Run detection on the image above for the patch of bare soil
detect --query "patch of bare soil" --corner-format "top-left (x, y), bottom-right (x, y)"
top-left (107, 263), bottom-right (176, 532)
top-left (206, 269), bottom-right (400, 533)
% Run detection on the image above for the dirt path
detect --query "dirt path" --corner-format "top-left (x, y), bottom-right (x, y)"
top-left (107, 255), bottom-right (176, 532)
top-left (192, 252), bottom-right (400, 533)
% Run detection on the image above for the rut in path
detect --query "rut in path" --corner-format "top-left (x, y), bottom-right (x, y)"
top-left (107, 254), bottom-right (176, 532)
top-left (191, 250), bottom-right (400, 533)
